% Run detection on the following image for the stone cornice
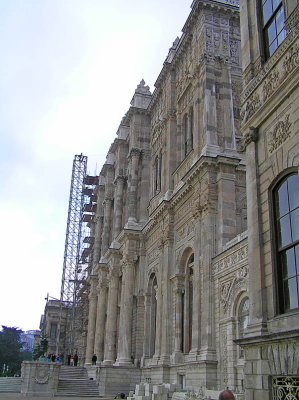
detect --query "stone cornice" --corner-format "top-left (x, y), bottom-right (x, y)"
top-left (235, 329), bottom-right (299, 346)
top-left (122, 105), bottom-right (150, 126)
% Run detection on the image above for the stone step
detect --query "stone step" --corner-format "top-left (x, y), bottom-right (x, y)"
top-left (57, 378), bottom-right (99, 397)
top-left (0, 377), bottom-right (21, 393)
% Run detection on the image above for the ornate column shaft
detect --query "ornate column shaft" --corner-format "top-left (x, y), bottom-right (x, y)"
top-left (113, 176), bottom-right (125, 239)
top-left (103, 269), bottom-right (119, 365)
top-left (127, 148), bottom-right (141, 223)
top-left (101, 198), bottom-right (112, 255)
top-left (115, 259), bottom-right (135, 365)
top-left (174, 287), bottom-right (183, 353)
top-left (85, 277), bottom-right (98, 365)
top-left (94, 271), bottom-right (108, 362)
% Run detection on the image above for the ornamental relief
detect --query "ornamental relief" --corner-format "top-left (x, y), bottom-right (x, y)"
top-left (268, 114), bottom-right (292, 154)
top-left (213, 245), bottom-right (248, 274)
top-left (241, 43), bottom-right (299, 124)
top-left (219, 267), bottom-right (248, 314)
top-left (34, 365), bottom-right (49, 384)
top-left (175, 220), bottom-right (195, 244)
top-left (267, 341), bottom-right (299, 376)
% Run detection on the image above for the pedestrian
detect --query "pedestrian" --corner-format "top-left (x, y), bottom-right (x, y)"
top-left (51, 354), bottom-right (56, 362)
top-left (92, 354), bottom-right (97, 365)
top-left (74, 353), bottom-right (78, 366)
top-left (67, 354), bottom-right (71, 366)
top-left (218, 389), bottom-right (235, 400)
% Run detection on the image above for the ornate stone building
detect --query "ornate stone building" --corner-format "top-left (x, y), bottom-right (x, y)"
top-left (82, 0), bottom-right (299, 399)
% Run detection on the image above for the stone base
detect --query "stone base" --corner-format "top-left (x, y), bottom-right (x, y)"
top-left (98, 365), bottom-right (141, 396)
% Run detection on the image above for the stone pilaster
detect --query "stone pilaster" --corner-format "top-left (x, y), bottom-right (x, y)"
top-left (113, 176), bottom-right (125, 240)
top-left (101, 198), bottom-right (113, 255)
top-left (243, 128), bottom-right (268, 336)
top-left (127, 148), bottom-right (141, 223)
top-left (115, 258), bottom-right (135, 365)
top-left (171, 276), bottom-right (184, 364)
top-left (85, 276), bottom-right (98, 365)
top-left (103, 266), bottom-right (120, 365)
top-left (94, 267), bottom-right (108, 362)
top-left (141, 292), bottom-right (151, 365)
top-left (92, 184), bottom-right (105, 266)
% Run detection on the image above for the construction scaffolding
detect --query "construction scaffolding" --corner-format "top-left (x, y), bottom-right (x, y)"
top-left (56, 154), bottom-right (97, 358)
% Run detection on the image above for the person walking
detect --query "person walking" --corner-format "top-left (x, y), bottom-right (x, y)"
top-left (74, 353), bottom-right (78, 366)
top-left (92, 354), bottom-right (97, 365)
top-left (218, 389), bottom-right (236, 400)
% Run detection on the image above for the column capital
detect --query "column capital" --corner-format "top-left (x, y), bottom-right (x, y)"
top-left (114, 175), bottom-right (126, 185)
top-left (241, 127), bottom-right (259, 151)
top-left (128, 147), bottom-right (141, 159)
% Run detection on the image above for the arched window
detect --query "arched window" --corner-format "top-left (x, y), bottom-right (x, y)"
top-left (182, 254), bottom-right (194, 353)
top-left (237, 297), bottom-right (249, 358)
top-left (273, 173), bottom-right (299, 314)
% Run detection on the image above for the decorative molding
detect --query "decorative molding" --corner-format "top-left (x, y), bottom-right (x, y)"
top-left (213, 244), bottom-right (248, 274)
top-left (240, 127), bottom-right (259, 151)
top-left (34, 366), bottom-right (49, 384)
top-left (268, 114), bottom-right (292, 154)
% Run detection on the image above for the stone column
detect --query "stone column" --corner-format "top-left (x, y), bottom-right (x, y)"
top-left (101, 198), bottom-right (112, 255)
top-left (94, 268), bottom-right (108, 362)
top-left (171, 277), bottom-right (184, 364)
top-left (113, 176), bottom-right (125, 240)
top-left (103, 266), bottom-right (119, 365)
top-left (115, 259), bottom-right (135, 365)
top-left (127, 148), bottom-right (141, 223)
top-left (85, 276), bottom-right (98, 365)
top-left (92, 184), bottom-right (105, 266)
top-left (243, 128), bottom-right (268, 335)
top-left (141, 293), bottom-right (151, 364)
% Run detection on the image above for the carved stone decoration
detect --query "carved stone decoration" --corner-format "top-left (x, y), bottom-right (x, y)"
top-left (220, 326), bottom-right (228, 386)
top-left (241, 93), bottom-right (261, 123)
top-left (282, 44), bottom-right (299, 79)
top-left (268, 114), bottom-right (292, 154)
top-left (213, 245), bottom-right (248, 274)
top-left (34, 365), bottom-right (49, 384)
top-left (262, 70), bottom-right (280, 101)
top-left (220, 280), bottom-right (234, 311)
top-left (240, 127), bottom-right (258, 151)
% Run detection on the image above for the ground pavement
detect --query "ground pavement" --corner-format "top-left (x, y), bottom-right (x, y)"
top-left (0, 395), bottom-right (104, 400)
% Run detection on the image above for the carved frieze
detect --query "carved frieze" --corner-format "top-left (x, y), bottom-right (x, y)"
top-left (242, 42), bottom-right (299, 124)
top-left (268, 114), bottom-right (292, 154)
top-left (175, 220), bottom-right (195, 243)
top-left (148, 248), bottom-right (160, 265)
top-left (213, 245), bottom-right (248, 274)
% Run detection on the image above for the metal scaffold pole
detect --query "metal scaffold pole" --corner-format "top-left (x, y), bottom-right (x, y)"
top-left (56, 154), bottom-right (87, 356)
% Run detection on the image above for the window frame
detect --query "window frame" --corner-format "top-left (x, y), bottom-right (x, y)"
top-left (260, 0), bottom-right (286, 59)
top-left (270, 169), bottom-right (299, 315)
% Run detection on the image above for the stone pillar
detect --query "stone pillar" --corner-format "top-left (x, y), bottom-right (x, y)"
top-left (127, 148), bottom-right (141, 223)
top-left (103, 266), bottom-right (120, 365)
top-left (171, 277), bottom-right (184, 364)
top-left (243, 128), bottom-right (268, 335)
top-left (101, 198), bottom-right (113, 255)
top-left (153, 279), bottom-right (162, 363)
top-left (113, 176), bottom-right (125, 240)
top-left (141, 293), bottom-right (151, 364)
top-left (85, 276), bottom-right (98, 365)
top-left (94, 268), bottom-right (108, 362)
top-left (115, 259), bottom-right (135, 365)
top-left (93, 184), bottom-right (105, 266)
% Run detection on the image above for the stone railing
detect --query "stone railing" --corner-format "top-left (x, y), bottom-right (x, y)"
top-left (21, 361), bottom-right (60, 397)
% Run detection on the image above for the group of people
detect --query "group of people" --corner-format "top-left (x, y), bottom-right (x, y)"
top-left (67, 353), bottom-right (79, 366)
top-left (46, 353), bottom-right (63, 363)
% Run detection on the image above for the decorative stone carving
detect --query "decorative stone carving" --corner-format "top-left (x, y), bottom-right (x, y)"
top-left (240, 127), bottom-right (258, 151)
top-left (213, 245), bottom-right (248, 274)
top-left (262, 70), bottom-right (280, 101)
top-left (34, 365), bottom-right (49, 384)
top-left (268, 114), bottom-right (292, 154)
top-left (241, 93), bottom-right (261, 123)
top-left (268, 341), bottom-right (299, 375)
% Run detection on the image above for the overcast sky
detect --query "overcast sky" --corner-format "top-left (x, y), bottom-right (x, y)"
top-left (0, 1), bottom-right (192, 332)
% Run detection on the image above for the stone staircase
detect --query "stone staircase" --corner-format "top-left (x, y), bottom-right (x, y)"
top-left (0, 377), bottom-right (21, 393)
top-left (57, 366), bottom-right (99, 397)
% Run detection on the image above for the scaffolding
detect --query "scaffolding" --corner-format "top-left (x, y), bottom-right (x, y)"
top-left (56, 154), bottom-right (98, 358)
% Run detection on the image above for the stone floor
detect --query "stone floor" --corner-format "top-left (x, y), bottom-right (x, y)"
top-left (0, 395), bottom-right (105, 400)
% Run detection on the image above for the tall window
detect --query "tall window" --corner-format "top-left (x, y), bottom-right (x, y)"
top-left (182, 254), bottom-right (194, 353)
top-left (273, 174), bottom-right (299, 314)
top-left (261, 0), bottom-right (286, 58)
top-left (50, 323), bottom-right (57, 339)
top-left (237, 297), bottom-right (249, 358)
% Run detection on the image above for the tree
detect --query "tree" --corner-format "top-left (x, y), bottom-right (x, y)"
top-left (32, 334), bottom-right (48, 361)
top-left (0, 326), bottom-right (24, 376)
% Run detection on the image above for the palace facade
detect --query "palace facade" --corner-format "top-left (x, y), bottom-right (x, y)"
top-left (80, 0), bottom-right (298, 399)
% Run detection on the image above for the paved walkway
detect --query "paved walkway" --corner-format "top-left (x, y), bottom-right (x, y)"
top-left (0, 395), bottom-right (105, 400)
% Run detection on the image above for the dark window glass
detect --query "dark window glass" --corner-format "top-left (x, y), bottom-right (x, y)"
top-left (274, 174), bottom-right (299, 314)
top-left (261, 0), bottom-right (286, 58)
